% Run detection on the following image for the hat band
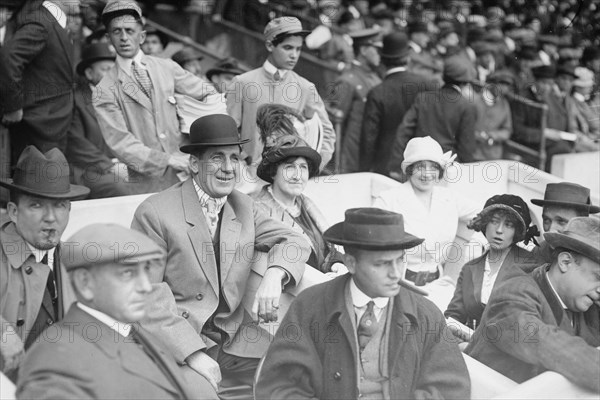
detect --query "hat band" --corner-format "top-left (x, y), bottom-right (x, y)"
top-left (343, 223), bottom-right (405, 241)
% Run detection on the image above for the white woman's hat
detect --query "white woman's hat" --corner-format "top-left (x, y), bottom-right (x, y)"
top-left (401, 136), bottom-right (457, 174)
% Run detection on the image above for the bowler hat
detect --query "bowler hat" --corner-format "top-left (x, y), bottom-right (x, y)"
top-left (380, 31), bottom-right (409, 60)
top-left (62, 223), bottom-right (163, 270)
top-left (556, 64), bottom-right (577, 78)
top-left (531, 65), bottom-right (556, 79)
top-left (171, 48), bottom-right (203, 67)
top-left (323, 208), bottom-right (424, 250)
top-left (76, 43), bottom-right (115, 76)
top-left (101, 0), bottom-right (142, 26)
top-left (206, 58), bottom-right (247, 81)
top-left (407, 20), bottom-right (428, 35)
top-left (0, 0), bottom-right (23, 9)
top-left (264, 17), bottom-right (310, 43)
top-left (531, 182), bottom-right (600, 214)
top-left (256, 135), bottom-right (321, 183)
top-left (0, 146), bottom-right (90, 199)
top-left (544, 217), bottom-right (600, 264)
top-left (180, 114), bottom-right (250, 154)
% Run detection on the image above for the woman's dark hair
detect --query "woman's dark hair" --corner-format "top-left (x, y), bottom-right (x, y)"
top-left (404, 160), bottom-right (444, 180)
top-left (271, 32), bottom-right (305, 47)
top-left (267, 155), bottom-right (316, 181)
top-left (478, 209), bottom-right (525, 243)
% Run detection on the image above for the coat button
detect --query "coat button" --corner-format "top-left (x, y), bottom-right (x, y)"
top-left (333, 372), bottom-right (341, 381)
top-left (182, 311), bottom-right (190, 319)
top-left (24, 266), bottom-right (33, 274)
top-left (16, 319), bottom-right (25, 327)
top-left (46, 318), bottom-right (54, 325)
top-left (196, 293), bottom-right (203, 301)
top-left (159, 133), bottom-right (166, 139)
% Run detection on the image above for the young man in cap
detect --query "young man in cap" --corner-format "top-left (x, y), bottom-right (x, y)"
top-left (132, 114), bottom-right (310, 399)
top-left (388, 55), bottom-right (479, 174)
top-left (255, 207), bottom-right (470, 399)
top-left (331, 28), bottom-right (382, 173)
top-left (466, 217), bottom-right (600, 391)
top-left (17, 224), bottom-right (216, 399)
top-left (93, 0), bottom-right (218, 193)
top-left (530, 182), bottom-right (600, 264)
top-left (227, 16), bottom-right (336, 171)
top-left (360, 31), bottom-right (436, 175)
top-left (66, 42), bottom-right (131, 198)
top-left (0, 146), bottom-right (89, 378)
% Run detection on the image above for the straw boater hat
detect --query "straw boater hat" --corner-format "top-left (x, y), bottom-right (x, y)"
top-left (0, 146), bottom-right (90, 199)
top-left (544, 217), bottom-right (600, 264)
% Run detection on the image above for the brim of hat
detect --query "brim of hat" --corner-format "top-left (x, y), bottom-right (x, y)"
top-left (0, 179), bottom-right (90, 200)
top-left (257, 146), bottom-right (321, 183)
top-left (180, 138), bottom-right (251, 154)
top-left (380, 50), bottom-right (410, 59)
top-left (479, 204), bottom-right (527, 232)
top-left (530, 199), bottom-right (600, 214)
top-left (268, 29), bottom-right (311, 41)
top-left (206, 67), bottom-right (245, 81)
top-left (323, 222), bottom-right (425, 250)
top-left (76, 56), bottom-right (115, 76)
top-left (544, 232), bottom-right (600, 264)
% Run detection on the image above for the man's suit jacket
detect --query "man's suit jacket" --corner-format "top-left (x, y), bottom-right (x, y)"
top-left (16, 304), bottom-right (208, 400)
top-left (445, 246), bottom-right (537, 328)
top-left (131, 179), bottom-right (310, 362)
top-left (93, 55), bottom-right (215, 192)
top-left (0, 0), bottom-right (74, 151)
top-left (389, 85), bottom-right (479, 172)
top-left (0, 217), bottom-right (75, 373)
top-left (255, 274), bottom-right (470, 399)
top-left (466, 265), bottom-right (600, 391)
top-left (359, 70), bottom-right (435, 174)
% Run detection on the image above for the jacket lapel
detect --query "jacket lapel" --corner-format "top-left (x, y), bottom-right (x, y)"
top-left (218, 203), bottom-right (241, 284)
top-left (50, 15), bottom-right (73, 71)
top-left (117, 67), bottom-right (154, 112)
top-left (471, 254), bottom-right (485, 304)
top-left (182, 180), bottom-right (220, 297)
top-left (533, 266), bottom-right (573, 331)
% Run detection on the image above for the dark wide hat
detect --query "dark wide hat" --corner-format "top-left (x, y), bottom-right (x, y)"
top-left (206, 58), bottom-right (247, 81)
top-left (469, 194), bottom-right (536, 243)
top-left (76, 43), bottom-right (115, 76)
top-left (0, 0), bottom-right (24, 9)
top-left (380, 31), bottom-right (410, 60)
top-left (323, 208), bottom-right (424, 250)
top-left (256, 135), bottom-right (321, 183)
top-left (544, 217), bottom-right (600, 264)
top-left (0, 146), bottom-right (90, 199)
top-left (180, 114), bottom-right (250, 154)
top-left (531, 182), bottom-right (600, 214)
top-left (171, 48), bottom-right (203, 67)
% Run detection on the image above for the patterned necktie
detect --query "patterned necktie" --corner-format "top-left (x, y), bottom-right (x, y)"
top-left (205, 198), bottom-right (218, 238)
top-left (357, 301), bottom-right (379, 351)
top-left (132, 61), bottom-right (153, 99)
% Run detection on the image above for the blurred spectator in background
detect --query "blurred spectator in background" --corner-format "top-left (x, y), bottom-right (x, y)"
top-left (0, 0), bottom-right (20, 46)
top-left (472, 41), bottom-right (496, 83)
top-left (171, 47), bottom-right (204, 78)
top-left (538, 34), bottom-right (559, 66)
top-left (206, 57), bottom-right (246, 94)
top-left (407, 20), bottom-right (430, 56)
top-left (141, 24), bottom-right (169, 56)
top-left (571, 67), bottom-right (600, 152)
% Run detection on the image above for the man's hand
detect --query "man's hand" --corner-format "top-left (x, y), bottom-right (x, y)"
top-left (252, 267), bottom-right (286, 323)
top-left (185, 350), bottom-right (222, 392)
top-left (1, 109), bottom-right (23, 126)
top-left (168, 153), bottom-right (190, 172)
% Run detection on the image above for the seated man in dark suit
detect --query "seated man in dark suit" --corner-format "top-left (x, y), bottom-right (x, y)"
top-left (466, 217), bottom-right (600, 391)
top-left (16, 224), bottom-right (217, 399)
top-left (256, 208), bottom-right (470, 399)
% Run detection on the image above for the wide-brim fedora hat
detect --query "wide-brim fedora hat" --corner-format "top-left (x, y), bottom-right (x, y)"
top-left (180, 114), bottom-right (250, 154)
top-left (544, 217), bottom-right (600, 264)
top-left (0, 146), bottom-right (90, 200)
top-left (76, 43), bottom-right (115, 76)
top-left (171, 48), bottom-right (203, 67)
top-left (324, 208), bottom-right (424, 250)
top-left (531, 182), bottom-right (600, 214)
top-left (257, 135), bottom-right (321, 183)
top-left (206, 58), bottom-right (247, 81)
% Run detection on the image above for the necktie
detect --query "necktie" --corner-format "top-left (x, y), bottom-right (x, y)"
top-left (132, 61), bottom-right (153, 99)
top-left (357, 301), bottom-right (379, 351)
top-left (205, 198), bottom-right (218, 238)
top-left (273, 70), bottom-right (281, 82)
top-left (41, 254), bottom-right (57, 302)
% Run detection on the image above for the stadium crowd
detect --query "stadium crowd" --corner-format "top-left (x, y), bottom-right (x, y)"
top-left (0, 0), bottom-right (599, 399)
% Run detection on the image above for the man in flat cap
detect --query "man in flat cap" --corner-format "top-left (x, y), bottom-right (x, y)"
top-left (132, 114), bottom-right (310, 399)
top-left (256, 208), bottom-right (470, 399)
top-left (227, 16), bottom-right (336, 172)
top-left (93, 0), bottom-right (218, 193)
top-left (0, 146), bottom-right (89, 379)
top-left (17, 224), bottom-right (215, 399)
top-left (331, 28), bottom-right (382, 173)
top-left (466, 217), bottom-right (600, 391)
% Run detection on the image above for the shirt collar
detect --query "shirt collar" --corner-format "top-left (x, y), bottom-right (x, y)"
top-left (263, 60), bottom-right (288, 80)
top-left (116, 49), bottom-right (145, 76)
top-left (192, 178), bottom-right (227, 213)
top-left (25, 242), bottom-right (55, 269)
top-left (350, 278), bottom-right (389, 309)
top-left (385, 66), bottom-right (407, 76)
top-left (42, 1), bottom-right (67, 29)
top-left (546, 272), bottom-right (568, 310)
top-left (77, 302), bottom-right (132, 337)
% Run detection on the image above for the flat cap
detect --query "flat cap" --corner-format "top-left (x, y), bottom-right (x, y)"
top-left (264, 17), bottom-right (310, 43)
top-left (102, 0), bottom-right (142, 26)
top-left (443, 56), bottom-right (476, 84)
top-left (62, 223), bottom-right (163, 270)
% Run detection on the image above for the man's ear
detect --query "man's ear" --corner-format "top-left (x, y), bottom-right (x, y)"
top-left (265, 40), bottom-right (274, 53)
top-left (6, 202), bottom-right (18, 224)
top-left (556, 251), bottom-right (575, 273)
top-left (344, 253), bottom-right (357, 275)
top-left (139, 29), bottom-right (146, 45)
top-left (72, 269), bottom-right (95, 302)
top-left (189, 154), bottom-right (199, 175)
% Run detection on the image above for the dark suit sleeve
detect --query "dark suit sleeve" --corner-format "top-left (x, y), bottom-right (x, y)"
top-left (388, 101), bottom-right (419, 173)
top-left (414, 304), bottom-right (471, 399)
top-left (455, 102), bottom-right (478, 163)
top-left (481, 279), bottom-right (600, 392)
top-left (66, 106), bottom-right (113, 172)
top-left (359, 89), bottom-right (381, 171)
top-left (445, 266), bottom-right (468, 324)
top-left (0, 18), bottom-right (48, 112)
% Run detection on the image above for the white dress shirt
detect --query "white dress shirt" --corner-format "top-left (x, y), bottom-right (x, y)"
top-left (263, 60), bottom-right (288, 81)
top-left (193, 179), bottom-right (227, 237)
top-left (350, 278), bottom-right (389, 322)
top-left (481, 256), bottom-right (500, 304)
top-left (77, 302), bottom-right (132, 337)
top-left (25, 242), bottom-right (55, 271)
top-left (116, 49), bottom-right (146, 78)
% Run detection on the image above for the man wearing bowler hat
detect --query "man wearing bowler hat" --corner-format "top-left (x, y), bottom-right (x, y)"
top-left (466, 217), bottom-right (600, 391)
top-left (132, 114), bottom-right (310, 399)
top-left (0, 146), bottom-right (89, 378)
top-left (256, 208), bottom-right (470, 399)
top-left (17, 224), bottom-right (216, 399)
top-left (530, 182), bottom-right (600, 264)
